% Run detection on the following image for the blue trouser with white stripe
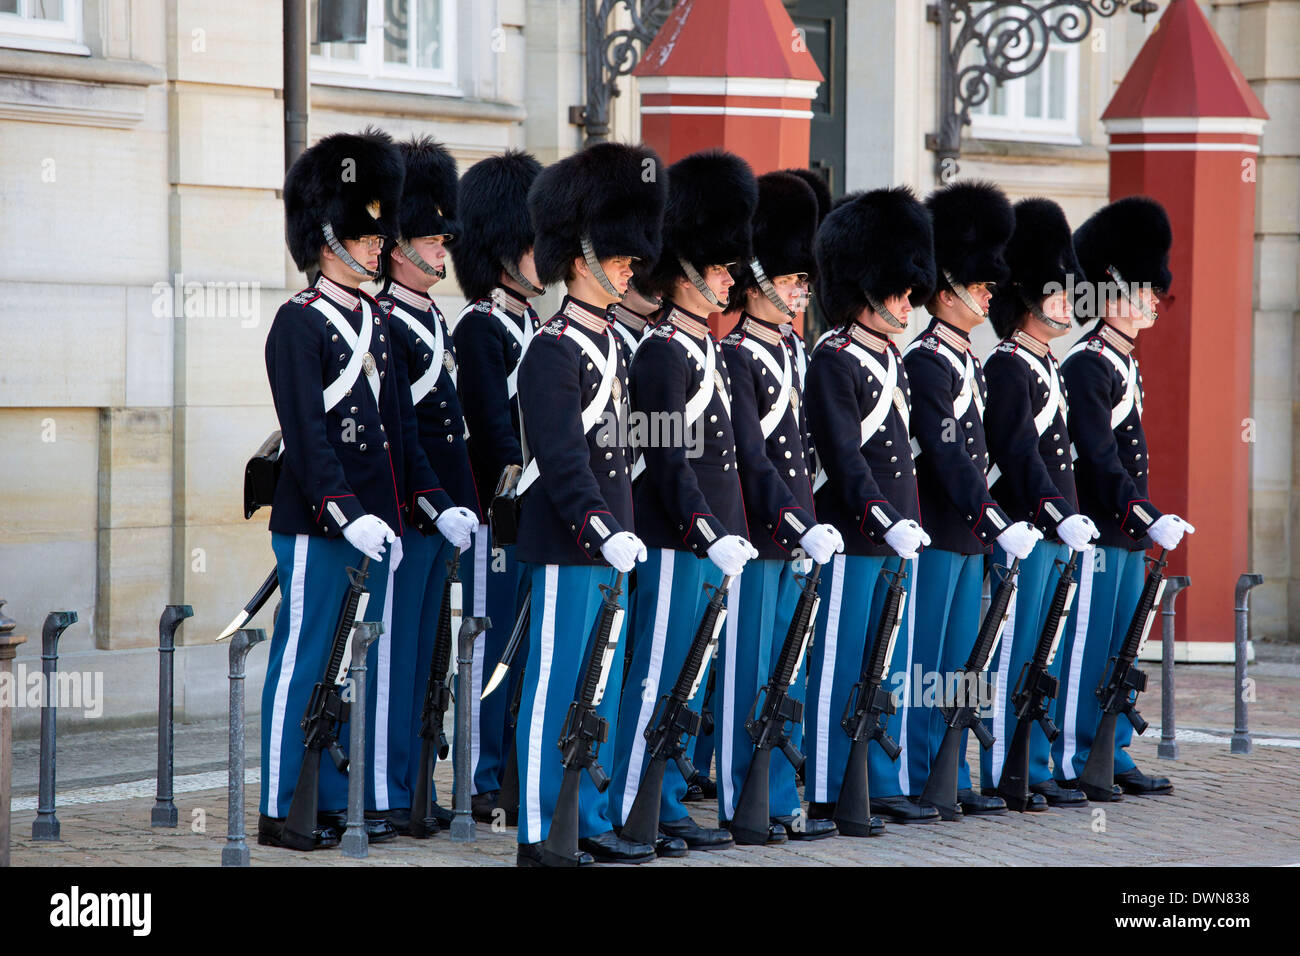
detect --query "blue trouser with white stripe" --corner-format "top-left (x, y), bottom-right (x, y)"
top-left (261, 532), bottom-right (394, 817)
top-left (716, 559), bottom-right (804, 823)
top-left (980, 541), bottom-right (1070, 791)
top-left (390, 530), bottom-right (458, 809)
top-left (805, 553), bottom-right (917, 804)
top-left (516, 563), bottom-right (627, 845)
top-left (912, 548), bottom-right (986, 795)
top-left (610, 548), bottom-right (721, 827)
top-left (458, 524), bottom-right (527, 797)
top-left (1052, 546), bottom-right (1146, 780)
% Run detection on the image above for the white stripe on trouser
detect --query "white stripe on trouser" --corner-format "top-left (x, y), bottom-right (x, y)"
top-left (719, 570), bottom-right (742, 820)
top-left (812, 553), bottom-right (846, 803)
top-left (1059, 556), bottom-right (1095, 776)
top-left (267, 534), bottom-right (308, 818)
top-left (372, 562), bottom-right (396, 809)
top-left (620, 550), bottom-right (675, 819)
top-left (525, 565), bottom-right (558, 840)
top-left (470, 526), bottom-right (489, 790)
top-left (897, 556), bottom-right (917, 795)
top-left (989, 585), bottom-right (1018, 782)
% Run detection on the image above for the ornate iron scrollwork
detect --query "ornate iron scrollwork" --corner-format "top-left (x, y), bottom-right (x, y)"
top-left (927, 1), bottom-right (1156, 179)
top-left (580, 0), bottom-right (678, 143)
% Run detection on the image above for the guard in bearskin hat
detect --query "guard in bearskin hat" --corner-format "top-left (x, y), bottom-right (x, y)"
top-left (714, 171), bottom-right (844, 843)
top-left (902, 180), bottom-right (1042, 820)
top-left (373, 136), bottom-right (480, 835)
top-left (510, 141), bottom-right (664, 866)
top-left (260, 128), bottom-right (449, 850)
top-left (979, 198), bottom-right (1099, 810)
top-left (447, 149), bottom-right (544, 821)
top-left (607, 150), bottom-right (760, 854)
top-left (1054, 196), bottom-right (1193, 800)
top-left (802, 186), bottom-right (932, 833)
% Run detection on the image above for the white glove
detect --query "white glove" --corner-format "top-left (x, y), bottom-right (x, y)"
top-left (883, 519), bottom-right (930, 560)
top-left (799, 523), bottom-right (845, 566)
top-left (343, 514), bottom-right (396, 563)
top-left (707, 535), bottom-right (759, 577)
top-left (435, 505), bottom-right (478, 551)
top-left (600, 531), bottom-right (648, 574)
top-left (389, 536), bottom-right (404, 572)
top-left (1149, 514), bottom-right (1195, 551)
top-left (997, 521), bottom-right (1044, 561)
top-left (1057, 514), bottom-right (1099, 552)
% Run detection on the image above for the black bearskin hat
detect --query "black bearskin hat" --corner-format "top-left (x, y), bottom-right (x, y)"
top-left (925, 179), bottom-right (1014, 289)
top-left (1072, 195), bottom-right (1173, 324)
top-left (644, 149), bottom-right (758, 300)
top-left (396, 136), bottom-right (458, 240)
top-left (284, 127), bottom-right (404, 272)
top-left (814, 186), bottom-right (935, 327)
top-left (988, 198), bottom-right (1082, 338)
top-left (529, 142), bottom-right (667, 287)
top-left (729, 171), bottom-right (819, 309)
top-left (784, 168), bottom-right (833, 225)
top-left (450, 150), bottom-right (543, 302)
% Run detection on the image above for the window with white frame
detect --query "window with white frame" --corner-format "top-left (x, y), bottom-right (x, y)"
top-left (310, 0), bottom-right (458, 95)
top-left (966, 3), bottom-right (1080, 145)
top-left (0, 0), bottom-right (87, 55)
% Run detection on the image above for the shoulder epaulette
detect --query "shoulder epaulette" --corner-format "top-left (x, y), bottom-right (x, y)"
top-left (720, 330), bottom-right (745, 348)
top-left (650, 323), bottom-right (676, 340)
top-left (376, 299), bottom-right (395, 315)
top-left (471, 298), bottom-right (493, 314)
top-left (540, 316), bottom-right (568, 337)
top-left (995, 339), bottom-right (1017, 354)
top-left (824, 333), bottom-right (850, 351)
top-left (917, 334), bottom-right (941, 351)
top-left (288, 288), bottom-right (320, 307)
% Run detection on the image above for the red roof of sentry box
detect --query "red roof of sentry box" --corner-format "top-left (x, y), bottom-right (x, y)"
top-left (1102, 0), bottom-right (1267, 120)
top-left (634, 0), bottom-right (823, 81)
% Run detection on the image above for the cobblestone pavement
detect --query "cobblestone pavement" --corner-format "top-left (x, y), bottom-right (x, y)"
top-left (7, 651), bottom-right (1300, 867)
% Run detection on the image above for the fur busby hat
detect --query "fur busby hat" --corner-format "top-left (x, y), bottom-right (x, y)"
top-left (396, 136), bottom-right (458, 240)
top-left (988, 198), bottom-right (1082, 338)
top-left (284, 127), bottom-right (404, 272)
top-left (450, 150), bottom-right (543, 302)
top-left (814, 186), bottom-right (935, 327)
top-left (528, 142), bottom-right (667, 287)
top-left (1072, 196), bottom-right (1173, 324)
top-left (784, 168), bottom-right (833, 225)
top-left (644, 149), bottom-right (758, 300)
top-left (925, 180), bottom-right (1014, 289)
top-left (729, 171), bottom-right (820, 309)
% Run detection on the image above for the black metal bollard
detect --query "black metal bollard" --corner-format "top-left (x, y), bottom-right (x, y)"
top-left (222, 627), bottom-right (266, 867)
top-left (32, 611), bottom-right (78, 842)
top-left (1157, 577), bottom-right (1191, 760)
top-left (152, 604), bottom-right (194, 827)
top-left (1231, 574), bottom-right (1264, 755)
top-left (341, 622), bottom-right (382, 860)
top-left (451, 615), bottom-right (491, 843)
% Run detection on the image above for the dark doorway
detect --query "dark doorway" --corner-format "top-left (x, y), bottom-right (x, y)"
top-left (787, 0), bottom-right (847, 199)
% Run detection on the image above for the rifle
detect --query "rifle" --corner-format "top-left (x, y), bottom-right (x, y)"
top-left (411, 549), bottom-right (462, 839)
top-left (920, 557), bottom-right (1021, 821)
top-left (834, 557), bottom-right (908, 837)
top-left (1077, 548), bottom-right (1167, 802)
top-left (281, 556), bottom-right (371, 850)
top-left (996, 550), bottom-right (1080, 810)
top-left (540, 571), bottom-right (626, 866)
top-left (729, 564), bottom-right (822, 845)
top-left (620, 574), bottom-right (733, 847)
